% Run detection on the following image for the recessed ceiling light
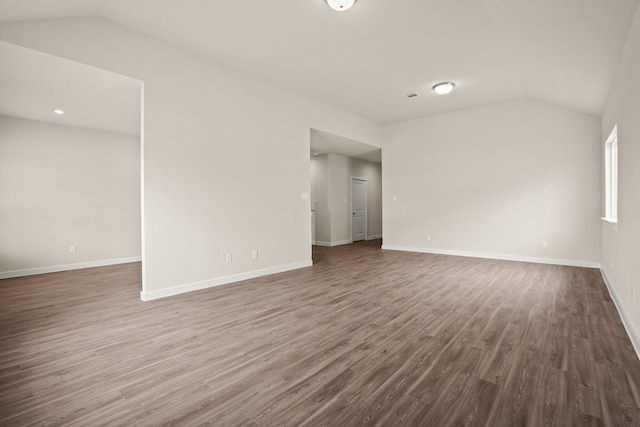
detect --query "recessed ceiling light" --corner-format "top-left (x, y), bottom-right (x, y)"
top-left (327, 0), bottom-right (355, 11)
top-left (54, 109), bottom-right (64, 115)
top-left (432, 82), bottom-right (455, 95)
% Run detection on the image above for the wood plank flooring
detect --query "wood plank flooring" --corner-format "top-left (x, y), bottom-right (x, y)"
top-left (1, 240), bottom-right (640, 426)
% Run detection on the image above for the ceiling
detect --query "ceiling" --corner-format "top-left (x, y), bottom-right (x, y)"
top-left (0, 41), bottom-right (141, 135)
top-left (2, 0), bottom-right (639, 125)
top-left (311, 129), bottom-right (381, 163)
top-left (0, 0), bottom-right (639, 151)
top-left (0, 40), bottom-right (380, 161)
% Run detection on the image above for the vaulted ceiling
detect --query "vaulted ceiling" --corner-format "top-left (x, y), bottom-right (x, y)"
top-left (0, 41), bottom-right (141, 135)
top-left (1, 0), bottom-right (639, 125)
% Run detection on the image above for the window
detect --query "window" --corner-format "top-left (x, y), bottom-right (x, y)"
top-left (604, 125), bottom-right (618, 222)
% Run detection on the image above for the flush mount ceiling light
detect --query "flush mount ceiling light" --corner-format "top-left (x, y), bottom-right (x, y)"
top-left (432, 82), bottom-right (455, 95)
top-left (326, 0), bottom-right (355, 11)
top-left (53, 109), bottom-right (64, 115)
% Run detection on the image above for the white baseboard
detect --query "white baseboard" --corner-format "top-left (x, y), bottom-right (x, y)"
top-left (601, 269), bottom-right (640, 361)
top-left (0, 256), bottom-right (142, 280)
top-left (313, 240), bottom-right (353, 247)
top-left (140, 260), bottom-right (313, 301)
top-left (381, 245), bottom-right (601, 269)
top-left (367, 234), bottom-right (382, 240)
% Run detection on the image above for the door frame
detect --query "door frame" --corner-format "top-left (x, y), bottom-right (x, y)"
top-left (350, 176), bottom-right (368, 242)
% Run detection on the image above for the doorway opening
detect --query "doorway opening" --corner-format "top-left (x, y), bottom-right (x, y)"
top-left (0, 42), bottom-right (144, 296)
top-left (309, 129), bottom-right (382, 262)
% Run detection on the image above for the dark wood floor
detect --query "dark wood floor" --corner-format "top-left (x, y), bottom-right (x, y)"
top-left (1, 240), bottom-right (640, 426)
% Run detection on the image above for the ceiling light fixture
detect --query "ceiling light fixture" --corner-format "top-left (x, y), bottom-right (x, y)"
top-left (54, 109), bottom-right (64, 115)
top-left (326, 0), bottom-right (355, 11)
top-left (432, 82), bottom-right (455, 95)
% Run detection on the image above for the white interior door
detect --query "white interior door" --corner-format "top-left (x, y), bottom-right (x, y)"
top-left (351, 178), bottom-right (367, 242)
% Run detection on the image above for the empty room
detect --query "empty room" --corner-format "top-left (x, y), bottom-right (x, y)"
top-left (1, 0), bottom-right (639, 425)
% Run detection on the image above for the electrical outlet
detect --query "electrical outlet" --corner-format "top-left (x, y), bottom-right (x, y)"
top-left (69, 245), bottom-right (76, 254)
top-left (252, 250), bottom-right (258, 259)
top-left (225, 253), bottom-right (232, 263)
top-left (541, 240), bottom-right (548, 248)
top-left (426, 234), bottom-right (431, 241)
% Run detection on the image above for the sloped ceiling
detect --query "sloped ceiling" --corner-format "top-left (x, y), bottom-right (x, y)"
top-left (1, 0), bottom-right (639, 125)
top-left (0, 41), bottom-right (141, 135)
top-left (311, 129), bottom-right (381, 163)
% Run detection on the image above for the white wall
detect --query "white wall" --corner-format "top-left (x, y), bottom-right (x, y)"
top-left (0, 116), bottom-right (140, 277)
top-left (0, 17), bottom-right (382, 299)
top-left (328, 153), bottom-right (351, 244)
top-left (310, 154), bottom-right (330, 243)
top-left (601, 4), bottom-right (640, 351)
top-left (311, 153), bottom-right (382, 246)
top-left (382, 98), bottom-right (601, 266)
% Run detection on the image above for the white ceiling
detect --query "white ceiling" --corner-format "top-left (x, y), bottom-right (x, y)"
top-left (311, 129), bottom-right (381, 163)
top-left (1, 0), bottom-right (639, 127)
top-left (0, 41), bottom-right (141, 135)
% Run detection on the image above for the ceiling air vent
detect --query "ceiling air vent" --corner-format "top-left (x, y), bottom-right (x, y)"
top-left (406, 92), bottom-right (420, 98)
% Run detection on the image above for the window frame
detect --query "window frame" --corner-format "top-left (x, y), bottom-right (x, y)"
top-left (604, 125), bottom-right (618, 223)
